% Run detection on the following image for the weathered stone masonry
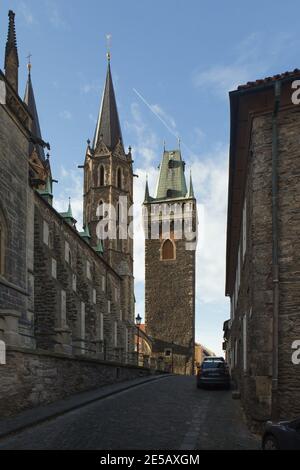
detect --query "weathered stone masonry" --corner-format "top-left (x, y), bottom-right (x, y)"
top-left (226, 74), bottom-right (300, 428)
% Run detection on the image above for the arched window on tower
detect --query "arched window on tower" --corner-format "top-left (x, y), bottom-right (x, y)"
top-left (117, 167), bottom-right (122, 189)
top-left (98, 200), bottom-right (104, 221)
top-left (161, 239), bottom-right (175, 261)
top-left (0, 207), bottom-right (7, 276)
top-left (100, 165), bottom-right (105, 186)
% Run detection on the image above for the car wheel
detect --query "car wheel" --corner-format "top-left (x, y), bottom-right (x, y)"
top-left (263, 434), bottom-right (280, 450)
top-left (197, 383), bottom-right (201, 389)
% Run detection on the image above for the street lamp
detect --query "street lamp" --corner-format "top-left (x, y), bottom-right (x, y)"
top-left (136, 314), bottom-right (142, 366)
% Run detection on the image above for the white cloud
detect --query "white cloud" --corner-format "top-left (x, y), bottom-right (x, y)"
top-left (125, 102), bottom-right (160, 167)
top-left (59, 110), bottom-right (72, 120)
top-left (45, 0), bottom-right (68, 30)
top-left (150, 104), bottom-right (177, 130)
top-left (54, 167), bottom-right (83, 229)
top-left (18, 2), bottom-right (35, 25)
top-left (193, 31), bottom-right (294, 97)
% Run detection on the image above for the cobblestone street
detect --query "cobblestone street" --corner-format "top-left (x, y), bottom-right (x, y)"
top-left (0, 376), bottom-right (259, 450)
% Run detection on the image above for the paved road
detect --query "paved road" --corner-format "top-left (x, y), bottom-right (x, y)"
top-left (0, 376), bottom-right (259, 450)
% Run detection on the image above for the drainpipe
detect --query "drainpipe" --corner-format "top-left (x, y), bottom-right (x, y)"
top-left (271, 80), bottom-right (281, 421)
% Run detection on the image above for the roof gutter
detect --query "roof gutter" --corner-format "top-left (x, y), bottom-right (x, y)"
top-left (271, 80), bottom-right (281, 421)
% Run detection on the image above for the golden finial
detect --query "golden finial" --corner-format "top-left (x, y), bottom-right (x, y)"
top-left (26, 52), bottom-right (32, 74)
top-left (106, 34), bottom-right (112, 62)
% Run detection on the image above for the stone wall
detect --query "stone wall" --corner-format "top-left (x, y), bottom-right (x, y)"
top-left (0, 347), bottom-right (153, 418)
top-left (0, 74), bottom-right (33, 349)
top-left (33, 192), bottom-right (134, 363)
top-left (230, 105), bottom-right (300, 427)
top-left (145, 233), bottom-right (196, 375)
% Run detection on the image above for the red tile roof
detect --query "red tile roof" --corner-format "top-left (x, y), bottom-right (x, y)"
top-left (237, 68), bottom-right (300, 90)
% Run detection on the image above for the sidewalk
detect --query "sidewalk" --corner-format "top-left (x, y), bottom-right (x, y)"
top-left (0, 374), bottom-right (169, 440)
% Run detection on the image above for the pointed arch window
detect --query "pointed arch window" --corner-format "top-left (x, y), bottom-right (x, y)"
top-left (98, 200), bottom-right (104, 221)
top-left (100, 165), bottom-right (105, 186)
top-left (0, 207), bottom-right (7, 276)
top-left (161, 239), bottom-right (175, 261)
top-left (117, 167), bottom-right (122, 189)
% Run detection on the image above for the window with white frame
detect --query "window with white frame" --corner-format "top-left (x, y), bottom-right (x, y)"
top-left (51, 258), bottom-right (57, 279)
top-left (43, 221), bottom-right (49, 246)
top-left (60, 290), bottom-right (67, 328)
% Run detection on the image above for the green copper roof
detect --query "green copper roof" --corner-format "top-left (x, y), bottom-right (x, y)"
top-left (155, 150), bottom-right (187, 200)
top-left (60, 199), bottom-right (77, 226)
top-left (94, 239), bottom-right (104, 255)
top-left (79, 224), bottom-right (91, 242)
top-left (38, 176), bottom-right (53, 205)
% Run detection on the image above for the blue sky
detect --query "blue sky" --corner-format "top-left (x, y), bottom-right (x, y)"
top-left (1, 0), bottom-right (300, 355)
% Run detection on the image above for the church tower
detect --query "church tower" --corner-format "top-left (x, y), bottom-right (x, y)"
top-left (144, 148), bottom-right (197, 375)
top-left (83, 54), bottom-right (134, 328)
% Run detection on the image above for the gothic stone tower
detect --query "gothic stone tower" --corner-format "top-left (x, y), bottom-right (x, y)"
top-left (83, 56), bottom-right (135, 339)
top-left (144, 149), bottom-right (197, 375)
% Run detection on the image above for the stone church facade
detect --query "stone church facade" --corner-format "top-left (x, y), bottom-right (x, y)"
top-left (143, 149), bottom-right (197, 375)
top-left (0, 11), bottom-right (141, 415)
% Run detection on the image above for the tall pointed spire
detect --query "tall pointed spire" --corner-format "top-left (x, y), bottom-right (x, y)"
top-left (5, 10), bottom-right (19, 92)
top-left (93, 58), bottom-right (123, 151)
top-left (187, 171), bottom-right (195, 199)
top-left (24, 61), bottom-right (45, 160)
top-left (144, 176), bottom-right (152, 203)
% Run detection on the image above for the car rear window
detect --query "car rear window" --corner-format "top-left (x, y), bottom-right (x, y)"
top-left (202, 360), bottom-right (224, 369)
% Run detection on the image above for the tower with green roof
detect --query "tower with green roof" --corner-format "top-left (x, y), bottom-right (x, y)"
top-left (143, 148), bottom-right (197, 375)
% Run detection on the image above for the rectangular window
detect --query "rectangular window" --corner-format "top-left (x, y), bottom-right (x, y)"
top-left (61, 290), bottom-right (67, 328)
top-left (234, 339), bottom-right (238, 367)
top-left (87, 261), bottom-right (91, 280)
top-left (72, 274), bottom-right (77, 292)
top-left (43, 221), bottom-right (49, 246)
top-left (243, 315), bottom-right (247, 372)
top-left (115, 287), bottom-right (118, 302)
top-left (102, 275), bottom-right (106, 292)
top-left (242, 198), bottom-right (247, 261)
top-left (93, 288), bottom-right (97, 305)
top-left (99, 313), bottom-right (104, 342)
top-left (125, 328), bottom-right (128, 353)
top-left (231, 295), bottom-right (235, 321)
top-left (51, 258), bottom-right (57, 279)
top-left (80, 302), bottom-right (85, 355)
top-left (114, 321), bottom-right (118, 348)
top-left (65, 241), bottom-right (70, 263)
top-left (108, 300), bottom-right (111, 314)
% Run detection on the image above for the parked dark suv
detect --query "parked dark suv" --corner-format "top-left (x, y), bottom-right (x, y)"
top-left (197, 357), bottom-right (230, 389)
